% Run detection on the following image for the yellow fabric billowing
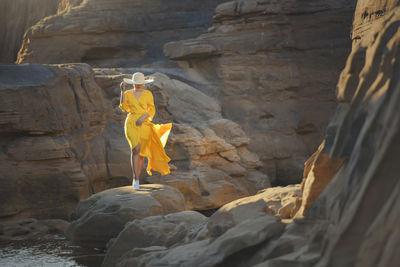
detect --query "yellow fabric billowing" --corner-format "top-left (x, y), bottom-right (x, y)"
top-left (119, 89), bottom-right (172, 176)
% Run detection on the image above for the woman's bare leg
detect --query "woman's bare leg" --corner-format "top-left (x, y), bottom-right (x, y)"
top-left (137, 156), bottom-right (145, 178)
top-left (133, 143), bottom-right (141, 181)
top-left (131, 143), bottom-right (141, 184)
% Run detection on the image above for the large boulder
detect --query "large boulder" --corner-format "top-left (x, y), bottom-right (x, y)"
top-left (206, 184), bottom-right (301, 238)
top-left (65, 184), bottom-right (186, 248)
top-left (116, 214), bottom-right (285, 267)
top-left (102, 210), bottom-right (207, 267)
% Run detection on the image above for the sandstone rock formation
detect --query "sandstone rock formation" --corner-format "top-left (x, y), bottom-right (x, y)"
top-left (12, 0), bottom-right (358, 186)
top-left (297, 140), bottom-right (345, 215)
top-left (65, 185), bottom-right (186, 248)
top-left (206, 184), bottom-right (301, 238)
top-left (102, 210), bottom-right (207, 267)
top-left (0, 0), bottom-right (61, 63)
top-left (16, 0), bottom-right (226, 67)
top-left (351, 0), bottom-right (400, 43)
top-left (104, 2), bottom-right (400, 266)
top-left (99, 184), bottom-right (299, 266)
top-left (163, 0), bottom-right (357, 184)
top-left (0, 62), bottom-right (268, 222)
top-left (0, 63), bottom-right (121, 220)
top-left (96, 69), bottom-right (270, 210)
top-left (117, 214), bottom-right (286, 267)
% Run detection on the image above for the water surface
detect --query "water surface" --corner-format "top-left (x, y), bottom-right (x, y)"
top-left (0, 235), bottom-right (105, 267)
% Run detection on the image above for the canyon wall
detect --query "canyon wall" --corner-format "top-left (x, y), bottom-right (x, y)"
top-left (102, 2), bottom-right (400, 266)
top-left (0, 0), bottom-right (61, 63)
top-left (163, 0), bottom-right (357, 184)
top-left (0, 63), bottom-right (268, 220)
top-left (13, 0), bottom-right (358, 184)
top-left (16, 0), bottom-right (226, 67)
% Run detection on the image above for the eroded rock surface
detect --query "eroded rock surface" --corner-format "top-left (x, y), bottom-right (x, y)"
top-left (96, 69), bottom-right (270, 211)
top-left (163, 0), bottom-right (357, 185)
top-left (65, 185), bottom-right (186, 248)
top-left (16, 0), bottom-right (226, 66)
top-left (0, 0), bottom-right (61, 63)
top-left (102, 210), bottom-right (207, 267)
top-left (0, 63), bottom-right (119, 220)
top-left (105, 3), bottom-right (400, 266)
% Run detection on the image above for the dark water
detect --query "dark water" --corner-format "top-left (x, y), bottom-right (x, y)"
top-left (0, 235), bottom-right (105, 267)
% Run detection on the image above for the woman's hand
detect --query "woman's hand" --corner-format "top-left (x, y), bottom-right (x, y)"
top-left (136, 114), bottom-right (150, 126)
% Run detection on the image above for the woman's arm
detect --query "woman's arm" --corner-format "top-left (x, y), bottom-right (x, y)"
top-left (119, 82), bottom-right (130, 112)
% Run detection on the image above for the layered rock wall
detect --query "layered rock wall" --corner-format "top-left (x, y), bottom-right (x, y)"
top-left (164, 0), bottom-right (357, 184)
top-left (100, 2), bottom-right (400, 266)
top-left (0, 63), bottom-right (124, 220)
top-left (16, 0), bottom-right (226, 67)
top-left (0, 63), bottom-right (269, 220)
top-left (0, 0), bottom-right (61, 63)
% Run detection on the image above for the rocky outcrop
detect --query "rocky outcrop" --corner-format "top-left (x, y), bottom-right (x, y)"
top-left (0, 0), bottom-right (61, 63)
top-left (296, 140), bottom-right (345, 215)
top-left (16, 0), bottom-right (226, 67)
top-left (11, 0), bottom-right (358, 186)
top-left (0, 62), bottom-right (269, 221)
top-left (65, 185), bottom-right (186, 248)
top-left (100, 184), bottom-right (300, 266)
top-left (116, 214), bottom-right (285, 267)
top-left (206, 184), bottom-right (301, 238)
top-left (102, 210), bottom-right (207, 267)
top-left (105, 3), bottom-right (400, 266)
top-left (0, 218), bottom-right (69, 241)
top-left (96, 69), bottom-right (270, 211)
top-left (351, 0), bottom-right (400, 43)
top-left (163, 0), bottom-right (357, 185)
top-left (0, 63), bottom-right (122, 220)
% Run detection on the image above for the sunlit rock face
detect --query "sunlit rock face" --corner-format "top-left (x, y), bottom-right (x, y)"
top-left (351, 0), bottom-right (400, 44)
top-left (16, 0), bottom-right (226, 67)
top-left (0, 0), bottom-right (61, 63)
top-left (163, 0), bottom-right (357, 185)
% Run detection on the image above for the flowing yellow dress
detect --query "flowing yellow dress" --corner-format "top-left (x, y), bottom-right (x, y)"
top-left (119, 89), bottom-right (172, 176)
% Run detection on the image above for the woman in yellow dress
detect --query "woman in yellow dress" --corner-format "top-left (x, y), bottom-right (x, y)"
top-left (119, 72), bottom-right (172, 190)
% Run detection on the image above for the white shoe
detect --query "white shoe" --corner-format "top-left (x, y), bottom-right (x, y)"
top-left (133, 179), bottom-right (140, 190)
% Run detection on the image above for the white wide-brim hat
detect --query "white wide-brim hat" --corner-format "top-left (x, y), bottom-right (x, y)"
top-left (123, 72), bottom-right (154, 84)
